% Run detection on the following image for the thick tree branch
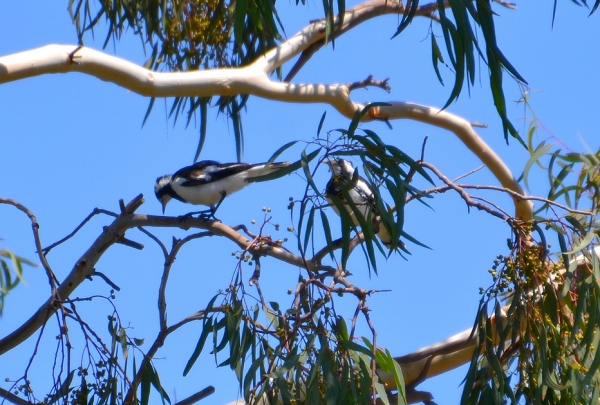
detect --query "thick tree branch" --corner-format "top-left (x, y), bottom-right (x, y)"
top-left (368, 102), bottom-right (532, 221)
top-left (0, 0), bottom-right (529, 222)
top-left (0, 196), bottom-right (327, 356)
top-left (0, 47), bottom-right (530, 222)
top-left (0, 195), bottom-right (144, 355)
top-left (0, 198), bottom-right (57, 292)
top-left (281, 0), bottom-right (442, 82)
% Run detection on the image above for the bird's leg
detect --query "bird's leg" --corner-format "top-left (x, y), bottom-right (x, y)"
top-left (179, 192), bottom-right (227, 220)
top-left (197, 191), bottom-right (227, 220)
top-left (210, 191), bottom-right (227, 219)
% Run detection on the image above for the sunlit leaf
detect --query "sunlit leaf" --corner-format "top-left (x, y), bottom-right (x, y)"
top-left (431, 34), bottom-right (445, 85)
top-left (317, 111), bottom-right (327, 138)
top-left (565, 231), bottom-right (596, 254)
top-left (522, 143), bottom-right (553, 191)
top-left (48, 370), bottom-right (75, 404)
top-left (320, 210), bottom-right (336, 260)
top-left (249, 147), bottom-right (320, 183)
top-left (193, 100), bottom-right (208, 162)
top-left (303, 205), bottom-right (315, 254)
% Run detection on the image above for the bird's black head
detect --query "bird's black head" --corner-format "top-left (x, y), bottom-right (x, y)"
top-left (324, 157), bottom-right (355, 180)
top-left (155, 175), bottom-right (175, 214)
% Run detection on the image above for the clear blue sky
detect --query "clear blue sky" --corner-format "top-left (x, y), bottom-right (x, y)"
top-left (1, 1), bottom-right (598, 404)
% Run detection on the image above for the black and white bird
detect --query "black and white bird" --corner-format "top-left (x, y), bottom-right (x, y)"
top-left (155, 160), bottom-right (291, 214)
top-left (323, 157), bottom-right (394, 248)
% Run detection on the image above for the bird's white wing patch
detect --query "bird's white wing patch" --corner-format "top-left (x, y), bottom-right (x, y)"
top-left (203, 165), bottom-right (219, 174)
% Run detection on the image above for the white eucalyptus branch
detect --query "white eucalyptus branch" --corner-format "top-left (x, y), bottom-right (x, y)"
top-left (0, 0), bottom-right (529, 222)
top-left (0, 47), bottom-right (531, 222)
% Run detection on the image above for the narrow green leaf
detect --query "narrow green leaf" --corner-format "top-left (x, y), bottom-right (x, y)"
top-left (119, 326), bottom-right (129, 359)
top-left (340, 182), bottom-right (379, 273)
top-left (265, 141), bottom-right (298, 167)
top-left (391, 0), bottom-right (419, 38)
top-left (243, 352), bottom-right (265, 401)
top-left (141, 362), bottom-right (152, 405)
top-left (320, 210), bottom-right (336, 260)
top-left (386, 144), bottom-right (435, 185)
top-left (231, 106), bottom-right (244, 162)
top-left (248, 147), bottom-right (321, 183)
top-left (374, 377), bottom-right (390, 405)
top-left (303, 205), bottom-right (315, 254)
top-left (336, 0), bottom-right (345, 30)
top-left (347, 103), bottom-right (391, 137)
top-left (184, 317), bottom-right (213, 376)
top-left (431, 34), bottom-right (445, 85)
top-left (565, 215), bottom-right (587, 235)
top-left (582, 325), bottom-right (600, 387)
top-left (436, 0), bottom-right (456, 66)
top-left (145, 362), bottom-right (170, 404)
top-left (234, 0), bottom-right (248, 46)
top-left (48, 370), bottom-right (75, 404)
top-left (327, 194), bottom-right (355, 270)
top-left (301, 150), bottom-right (320, 195)
top-left (442, 24), bottom-right (465, 110)
top-left (229, 322), bottom-right (241, 371)
top-left (317, 111), bottom-right (327, 137)
top-left (387, 352), bottom-right (407, 405)
top-left (522, 143), bottom-right (554, 191)
top-left (580, 289), bottom-right (597, 349)
top-left (564, 231), bottom-right (596, 254)
top-left (400, 230), bottom-right (431, 250)
top-left (193, 100), bottom-right (208, 162)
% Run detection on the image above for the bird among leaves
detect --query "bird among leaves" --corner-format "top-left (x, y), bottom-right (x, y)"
top-left (323, 157), bottom-right (397, 249)
top-left (155, 160), bottom-right (291, 215)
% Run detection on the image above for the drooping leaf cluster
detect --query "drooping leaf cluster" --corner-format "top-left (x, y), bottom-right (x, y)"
top-left (465, 228), bottom-right (600, 404)
top-left (180, 258), bottom-right (407, 405)
top-left (462, 125), bottom-right (600, 403)
top-left (69, 0), bottom-right (285, 161)
top-left (63, 0), bottom-right (600, 159)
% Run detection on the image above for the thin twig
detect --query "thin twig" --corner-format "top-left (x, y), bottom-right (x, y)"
top-left (90, 270), bottom-right (121, 291)
top-left (493, 0), bottom-right (517, 9)
top-left (471, 196), bottom-right (512, 219)
top-left (43, 208), bottom-right (117, 254)
top-left (418, 162), bottom-right (511, 221)
top-left (0, 198), bottom-right (57, 292)
top-left (452, 165), bottom-right (485, 182)
top-left (137, 226), bottom-right (168, 257)
top-left (411, 179), bottom-right (594, 216)
top-left (346, 75), bottom-right (391, 93)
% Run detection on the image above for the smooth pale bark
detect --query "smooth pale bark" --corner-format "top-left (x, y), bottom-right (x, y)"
top-left (0, 44), bottom-right (531, 221)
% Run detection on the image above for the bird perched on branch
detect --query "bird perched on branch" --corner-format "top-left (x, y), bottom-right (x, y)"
top-left (323, 157), bottom-right (395, 249)
top-left (155, 160), bottom-right (291, 215)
